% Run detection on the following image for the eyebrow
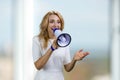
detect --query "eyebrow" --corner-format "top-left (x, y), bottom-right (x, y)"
top-left (49, 19), bottom-right (60, 22)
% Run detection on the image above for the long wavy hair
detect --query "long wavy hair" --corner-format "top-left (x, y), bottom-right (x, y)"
top-left (38, 11), bottom-right (64, 49)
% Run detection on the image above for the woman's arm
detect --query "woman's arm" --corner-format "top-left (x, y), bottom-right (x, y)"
top-left (34, 48), bottom-right (53, 70)
top-left (64, 49), bottom-right (89, 72)
top-left (34, 40), bottom-right (58, 70)
top-left (64, 58), bottom-right (76, 72)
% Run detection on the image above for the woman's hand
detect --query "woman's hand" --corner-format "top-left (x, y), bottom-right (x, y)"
top-left (73, 49), bottom-right (89, 61)
top-left (52, 39), bottom-right (59, 49)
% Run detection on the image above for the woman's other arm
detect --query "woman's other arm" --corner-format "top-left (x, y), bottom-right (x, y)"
top-left (64, 49), bottom-right (89, 72)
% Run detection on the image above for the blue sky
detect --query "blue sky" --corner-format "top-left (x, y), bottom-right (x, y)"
top-left (0, 0), bottom-right (110, 57)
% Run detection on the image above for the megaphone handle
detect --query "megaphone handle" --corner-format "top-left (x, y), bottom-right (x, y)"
top-left (51, 45), bottom-right (55, 51)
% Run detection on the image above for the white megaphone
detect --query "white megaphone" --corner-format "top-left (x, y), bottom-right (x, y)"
top-left (52, 28), bottom-right (71, 47)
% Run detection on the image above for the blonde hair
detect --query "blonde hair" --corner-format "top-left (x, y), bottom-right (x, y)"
top-left (38, 11), bottom-right (64, 49)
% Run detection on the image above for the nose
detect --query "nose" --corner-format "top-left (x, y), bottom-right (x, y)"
top-left (54, 22), bottom-right (59, 28)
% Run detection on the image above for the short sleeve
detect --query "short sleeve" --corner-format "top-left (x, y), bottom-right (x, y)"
top-left (32, 36), bottom-right (42, 62)
top-left (63, 46), bottom-right (71, 65)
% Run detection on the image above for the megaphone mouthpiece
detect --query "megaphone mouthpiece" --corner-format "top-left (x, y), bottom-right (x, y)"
top-left (52, 28), bottom-right (59, 33)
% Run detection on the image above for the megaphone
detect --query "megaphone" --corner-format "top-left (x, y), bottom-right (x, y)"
top-left (52, 28), bottom-right (71, 47)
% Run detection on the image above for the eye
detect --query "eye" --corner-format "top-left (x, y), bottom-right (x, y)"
top-left (49, 20), bottom-right (54, 23)
top-left (57, 21), bottom-right (61, 24)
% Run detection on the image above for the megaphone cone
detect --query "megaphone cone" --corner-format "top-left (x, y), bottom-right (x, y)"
top-left (52, 28), bottom-right (71, 47)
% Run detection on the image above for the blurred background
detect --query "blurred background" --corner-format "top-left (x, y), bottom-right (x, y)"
top-left (0, 0), bottom-right (13, 80)
top-left (0, 0), bottom-right (119, 80)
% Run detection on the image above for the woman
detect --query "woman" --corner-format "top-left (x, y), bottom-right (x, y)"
top-left (32, 11), bottom-right (89, 80)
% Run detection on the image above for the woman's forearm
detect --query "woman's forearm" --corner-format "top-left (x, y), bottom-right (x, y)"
top-left (34, 48), bottom-right (53, 70)
top-left (64, 59), bottom-right (77, 72)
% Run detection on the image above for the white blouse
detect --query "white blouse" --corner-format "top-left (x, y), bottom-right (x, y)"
top-left (32, 36), bottom-right (71, 80)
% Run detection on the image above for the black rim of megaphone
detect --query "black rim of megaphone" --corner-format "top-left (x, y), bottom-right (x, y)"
top-left (57, 33), bottom-right (71, 47)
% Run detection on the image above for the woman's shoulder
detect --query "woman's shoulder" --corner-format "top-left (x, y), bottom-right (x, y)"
top-left (32, 35), bottom-right (39, 41)
top-left (32, 35), bottom-right (43, 43)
